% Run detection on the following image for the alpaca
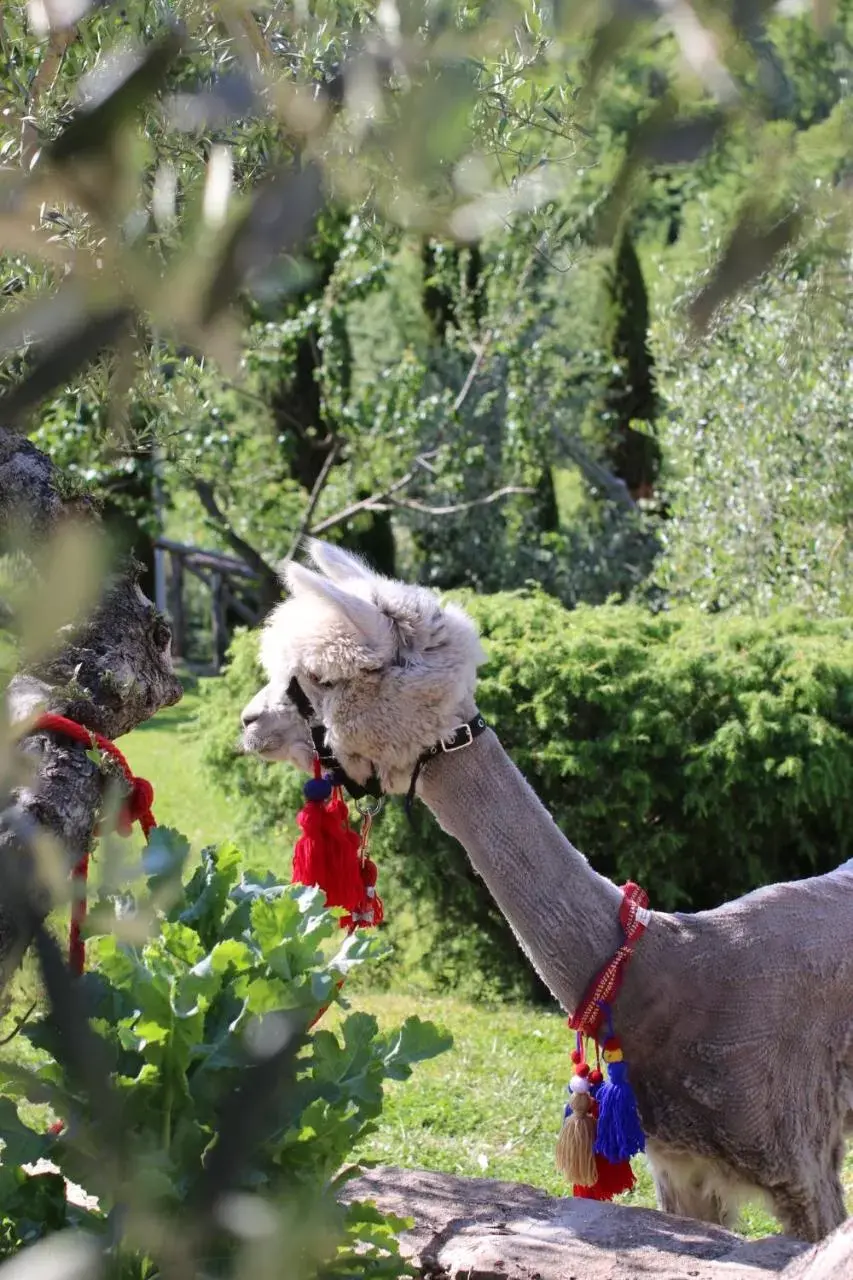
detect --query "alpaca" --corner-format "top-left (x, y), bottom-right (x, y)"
top-left (240, 540), bottom-right (853, 1243)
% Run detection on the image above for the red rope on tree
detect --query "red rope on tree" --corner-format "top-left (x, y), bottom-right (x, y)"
top-left (31, 713), bottom-right (157, 976)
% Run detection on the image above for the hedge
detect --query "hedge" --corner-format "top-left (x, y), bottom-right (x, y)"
top-left (198, 593), bottom-right (853, 1000)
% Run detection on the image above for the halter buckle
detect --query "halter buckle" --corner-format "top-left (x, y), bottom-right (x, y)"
top-left (441, 723), bottom-right (473, 752)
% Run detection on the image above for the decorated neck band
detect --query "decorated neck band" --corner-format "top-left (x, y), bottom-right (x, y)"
top-left (556, 881), bottom-right (650, 1201)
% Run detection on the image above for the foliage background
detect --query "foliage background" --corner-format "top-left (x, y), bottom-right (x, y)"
top-left (6, 0), bottom-right (853, 631)
top-left (3, 0), bottom-right (853, 1264)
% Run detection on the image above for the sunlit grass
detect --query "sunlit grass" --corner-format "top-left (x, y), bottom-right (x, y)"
top-left (329, 992), bottom-right (853, 1239)
top-left (123, 680), bottom-right (268, 860)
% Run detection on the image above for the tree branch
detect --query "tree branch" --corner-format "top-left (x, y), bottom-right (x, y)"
top-left (0, 427), bottom-right (182, 991)
top-left (385, 484), bottom-right (536, 517)
top-left (192, 479), bottom-right (281, 606)
top-left (309, 453), bottom-right (436, 536)
top-left (556, 430), bottom-right (638, 511)
top-left (288, 247), bottom-right (545, 553)
top-left (309, 455), bottom-right (533, 534)
top-left (21, 28), bottom-right (78, 168)
top-left (280, 439), bottom-right (342, 568)
top-left (451, 345), bottom-right (488, 416)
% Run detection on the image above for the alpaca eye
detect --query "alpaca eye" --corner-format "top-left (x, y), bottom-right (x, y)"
top-left (307, 671), bottom-right (335, 689)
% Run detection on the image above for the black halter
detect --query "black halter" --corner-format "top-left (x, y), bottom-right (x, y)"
top-left (286, 676), bottom-right (383, 801)
top-left (285, 675), bottom-right (488, 810)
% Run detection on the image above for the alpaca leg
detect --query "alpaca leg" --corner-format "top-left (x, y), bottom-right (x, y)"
top-left (646, 1144), bottom-right (741, 1230)
top-left (772, 1173), bottom-right (847, 1244)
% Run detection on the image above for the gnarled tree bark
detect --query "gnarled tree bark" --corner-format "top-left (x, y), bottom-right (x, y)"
top-left (0, 427), bottom-right (182, 990)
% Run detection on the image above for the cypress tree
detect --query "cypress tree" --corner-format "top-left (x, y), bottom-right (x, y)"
top-left (598, 227), bottom-right (661, 500)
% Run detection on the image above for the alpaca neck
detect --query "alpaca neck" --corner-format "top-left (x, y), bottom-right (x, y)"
top-left (417, 725), bottom-right (638, 1016)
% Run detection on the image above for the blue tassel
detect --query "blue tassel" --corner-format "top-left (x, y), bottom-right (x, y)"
top-left (594, 1060), bottom-right (645, 1163)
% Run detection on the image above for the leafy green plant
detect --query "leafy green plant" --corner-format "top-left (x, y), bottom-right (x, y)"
top-left (200, 598), bottom-right (853, 999)
top-left (0, 835), bottom-right (450, 1277)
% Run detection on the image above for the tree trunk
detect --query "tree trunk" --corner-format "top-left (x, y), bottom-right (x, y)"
top-left (0, 427), bottom-right (182, 990)
top-left (268, 212), bottom-right (396, 577)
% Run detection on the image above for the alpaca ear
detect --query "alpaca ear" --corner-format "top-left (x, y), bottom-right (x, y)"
top-left (306, 539), bottom-right (376, 584)
top-left (284, 561), bottom-right (390, 649)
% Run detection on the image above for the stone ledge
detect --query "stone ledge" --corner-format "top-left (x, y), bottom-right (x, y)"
top-left (340, 1167), bottom-right (812, 1280)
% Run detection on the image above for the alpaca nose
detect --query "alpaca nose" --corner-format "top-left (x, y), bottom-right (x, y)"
top-left (241, 708), bottom-right (259, 728)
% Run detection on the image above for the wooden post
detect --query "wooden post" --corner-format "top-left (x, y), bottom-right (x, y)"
top-left (210, 570), bottom-right (227, 672)
top-left (168, 550), bottom-right (185, 661)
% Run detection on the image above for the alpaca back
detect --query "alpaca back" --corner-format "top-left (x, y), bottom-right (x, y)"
top-left (625, 861), bottom-right (853, 1170)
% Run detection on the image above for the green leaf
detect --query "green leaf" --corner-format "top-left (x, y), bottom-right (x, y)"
top-left (378, 1018), bottom-right (453, 1081)
top-left (143, 827), bottom-right (191, 894)
top-left (242, 973), bottom-right (296, 1016)
top-left (160, 921), bottom-right (204, 967)
top-left (0, 1099), bottom-right (50, 1168)
top-left (177, 844), bottom-right (242, 949)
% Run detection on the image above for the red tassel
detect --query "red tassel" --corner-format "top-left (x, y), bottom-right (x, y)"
top-left (342, 857), bottom-right (384, 930)
top-left (570, 1088), bottom-right (636, 1201)
top-left (573, 1152), bottom-right (636, 1199)
top-left (323, 795), bottom-right (366, 910)
top-left (292, 769), bottom-right (364, 917)
top-left (361, 858), bottom-right (384, 926)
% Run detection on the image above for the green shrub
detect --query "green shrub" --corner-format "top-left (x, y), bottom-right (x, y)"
top-left (0, 833), bottom-right (449, 1276)
top-left (199, 597), bottom-right (853, 999)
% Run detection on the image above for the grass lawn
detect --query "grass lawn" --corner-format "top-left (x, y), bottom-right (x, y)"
top-left (5, 675), bottom-right (849, 1240)
top-left (123, 682), bottom-right (270, 862)
top-left (331, 991), bottom-right (852, 1239)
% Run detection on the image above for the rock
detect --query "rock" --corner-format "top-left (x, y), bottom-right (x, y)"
top-left (779, 1219), bottom-right (853, 1280)
top-left (340, 1167), bottom-right (811, 1280)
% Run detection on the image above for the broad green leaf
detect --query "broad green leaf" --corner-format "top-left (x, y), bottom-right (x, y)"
top-left (249, 894), bottom-right (302, 954)
top-left (178, 844), bottom-right (243, 948)
top-left (160, 921), bottom-right (204, 967)
top-left (204, 938), bottom-right (255, 975)
top-left (242, 973), bottom-right (298, 1015)
top-left (143, 827), bottom-right (191, 894)
top-left (378, 1018), bottom-right (453, 1081)
top-left (132, 1019), bottom-right (169, 1052)
top-left (0, 1099), bottom-right (50, 1168)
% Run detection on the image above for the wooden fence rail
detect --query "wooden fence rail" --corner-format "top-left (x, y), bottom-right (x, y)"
top-left (154, 537), bottom-right (265, 672)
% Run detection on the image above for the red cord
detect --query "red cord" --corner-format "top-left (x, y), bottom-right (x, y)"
top-left (31, 717), bottom-right (363, 1042)
top-left (31, 713), bottom-right (157, 976)
top-left (568, 882), bottom-right (649, 1039)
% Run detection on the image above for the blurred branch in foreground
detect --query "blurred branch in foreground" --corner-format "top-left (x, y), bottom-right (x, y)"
top-left (0, 426), bottom-right (182, 991)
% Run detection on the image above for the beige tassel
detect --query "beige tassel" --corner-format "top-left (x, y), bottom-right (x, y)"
top-left (556, 1089), bottom-right (598, 1186)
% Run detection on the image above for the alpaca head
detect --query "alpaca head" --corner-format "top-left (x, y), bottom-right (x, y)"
top-left (240, 540), bottom-right (486, 792)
